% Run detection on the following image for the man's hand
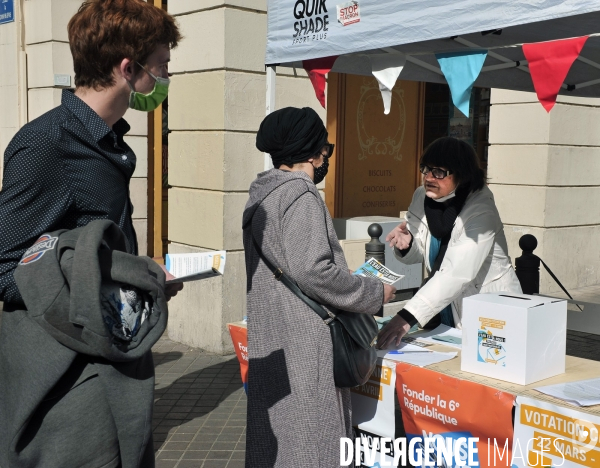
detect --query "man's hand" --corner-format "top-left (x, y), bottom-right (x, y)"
top-left (153, 257), bottom-right (184, 301)
top-left (385, 221), bottom-right (412, 251)
top-left (376, 314), bottom-right (412, 349)
top-left (383, 284), bottom-right (396, 304)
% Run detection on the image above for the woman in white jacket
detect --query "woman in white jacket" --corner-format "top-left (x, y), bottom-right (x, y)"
top-left (377, 137), bottom-right (522, 349)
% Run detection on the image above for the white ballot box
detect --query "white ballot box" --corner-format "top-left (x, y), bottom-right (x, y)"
top-left (461, 293), bottom-right (567, 385)
top-left (333, 216), bottom-right (422, 290)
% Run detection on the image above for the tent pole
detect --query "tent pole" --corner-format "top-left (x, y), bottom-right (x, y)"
top-left (264, 65), bottom-right (277, 171)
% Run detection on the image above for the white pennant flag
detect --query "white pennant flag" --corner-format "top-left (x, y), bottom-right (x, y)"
top-left (370, 53), bottom-right (406, 114)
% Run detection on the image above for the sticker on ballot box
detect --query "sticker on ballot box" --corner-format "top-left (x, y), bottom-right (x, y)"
top-left (477, 317), bottom-right (507, 366)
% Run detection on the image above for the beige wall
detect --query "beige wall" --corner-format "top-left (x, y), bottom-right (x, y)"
top-left (488, 89), bottom-right (600, 294)
top-left (167, 0), bottom-right (325, 353)
top-left (0, 1), bottom-right (26, 175)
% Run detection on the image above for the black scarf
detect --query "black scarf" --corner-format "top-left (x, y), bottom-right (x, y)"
top-left (424, 187), bottom-right (470, 240)
top-left (422, 186), bottom-right (470, 282)
top-left (419, 187), bottom-right (470, 329)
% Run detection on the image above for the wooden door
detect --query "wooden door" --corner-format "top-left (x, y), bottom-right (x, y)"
top-left (325, 74), bottom-right (424, 218)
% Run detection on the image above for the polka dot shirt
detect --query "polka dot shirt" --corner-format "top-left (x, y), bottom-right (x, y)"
top-left (0, 90), bottom-right (138, 305)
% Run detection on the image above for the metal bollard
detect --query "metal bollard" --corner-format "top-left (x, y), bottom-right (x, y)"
top-left (365, 223), bottom-right (385, 264)
top-left (515, 234), bottom-right (540, 294)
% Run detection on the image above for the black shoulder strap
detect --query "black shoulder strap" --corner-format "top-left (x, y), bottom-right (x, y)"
top-left (250, 234), bottom-right (336, 324)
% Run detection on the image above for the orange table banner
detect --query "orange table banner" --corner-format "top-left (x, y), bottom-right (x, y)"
top-left (395, 363), bottom-right (515, 467)
top-left (228, 323), bottom-right (248, 394)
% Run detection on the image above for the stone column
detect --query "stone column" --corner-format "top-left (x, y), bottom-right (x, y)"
top-left (167, 0), bottom-right (326, 353)
top-left (488, 89), bottom-right (600, 294)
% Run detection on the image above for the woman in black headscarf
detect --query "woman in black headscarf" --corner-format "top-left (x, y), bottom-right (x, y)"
top-left (377, 137), bottom-right (522, 349)
top-left (242, 107), bottom-right (396, 467)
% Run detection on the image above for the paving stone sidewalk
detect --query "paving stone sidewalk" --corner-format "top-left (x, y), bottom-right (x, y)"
top-left (152, 336), bottom-right (246, 468)
top-left (152, 330), bottom-right (600, 468)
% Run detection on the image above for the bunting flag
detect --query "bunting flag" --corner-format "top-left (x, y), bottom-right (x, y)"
top-left (370, 53), bottom-right (406, 115)
top-left (435, 50), bottom-right (488, 117)
top-left (522, 36), bottom-right (588, 112)
top-left (302, 56), bottom-right (339, 108)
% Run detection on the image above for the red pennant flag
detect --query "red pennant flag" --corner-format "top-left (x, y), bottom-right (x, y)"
top-left (302, 56), bottom-right (338, 108)
top-left (523, 36), bottom-right (588, 112)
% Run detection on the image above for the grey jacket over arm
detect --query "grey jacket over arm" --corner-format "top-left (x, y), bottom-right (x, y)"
top-left (0, 220), bottom-right (167, 468)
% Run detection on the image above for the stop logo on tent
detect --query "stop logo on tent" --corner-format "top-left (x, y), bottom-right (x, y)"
top-left (337, 1), bottom-right (360, 26)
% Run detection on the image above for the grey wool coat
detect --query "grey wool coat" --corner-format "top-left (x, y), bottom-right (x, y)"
top-left (242, 169), bottom-right (384, 468)
top-left (0, 220), bottom-right (167, 468)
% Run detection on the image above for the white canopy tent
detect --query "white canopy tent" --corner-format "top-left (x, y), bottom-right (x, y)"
top-left (263, 1), bottom-right (600, 169)
top-left (266, 0), bottom-right (600, 94)
top-left (263, 1), bottom-right (600, 167)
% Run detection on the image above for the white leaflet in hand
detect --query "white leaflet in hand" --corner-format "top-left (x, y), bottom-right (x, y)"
top-left (165, 251), bottom-right (226, 283)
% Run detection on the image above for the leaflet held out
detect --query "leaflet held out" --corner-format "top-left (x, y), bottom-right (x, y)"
top-left (165, 251), bottom-right (226, 283)
top-left (353, 258), bottom-right (404, 285)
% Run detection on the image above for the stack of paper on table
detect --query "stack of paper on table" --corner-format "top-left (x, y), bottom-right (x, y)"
top-left (378, 349), bottom-right (458, 367)
top-left (405, 324), bottom-right (462, 349)
top-left (377, 342), bottom-right (457, 367)
top-left (534, 378), bottom-right (600, 407)
top-left (165, 251), bottom-right (226, 283)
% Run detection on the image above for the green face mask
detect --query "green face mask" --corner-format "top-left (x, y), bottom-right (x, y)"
top-left (128, 63), bottom-right (170, 112)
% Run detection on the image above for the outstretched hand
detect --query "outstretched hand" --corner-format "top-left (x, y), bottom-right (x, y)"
top-left (386, 221), bottom-right (412, 251)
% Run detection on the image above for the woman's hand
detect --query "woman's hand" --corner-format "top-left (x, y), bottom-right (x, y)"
top-left (376, 314), bottom-right (412, 349)
top-left (386, 221), bottom-right (412, 250)
top-left (383, 284), bottom-right (396, 304)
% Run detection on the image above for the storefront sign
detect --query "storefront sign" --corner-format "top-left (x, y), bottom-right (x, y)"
top-left (396, 363), bottom-right (515, 467)
top-left (338, 77), bottom-right (422, 217)
top-left (0, 0), bottom-right (14, 25)
top-left (513, 396), bottom-right (600, 468)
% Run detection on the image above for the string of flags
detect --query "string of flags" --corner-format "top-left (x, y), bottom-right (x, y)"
top-left (302, 56), bottom-right (339, 108)
top-left (302, 35), bottom-right (591, 116)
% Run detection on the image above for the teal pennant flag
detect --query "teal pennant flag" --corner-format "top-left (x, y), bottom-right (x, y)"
top-left (435, 50), bottom-right (488, 117)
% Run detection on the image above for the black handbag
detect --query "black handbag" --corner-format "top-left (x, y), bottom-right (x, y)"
top-left (251, 236), bottom-right (379, 388)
